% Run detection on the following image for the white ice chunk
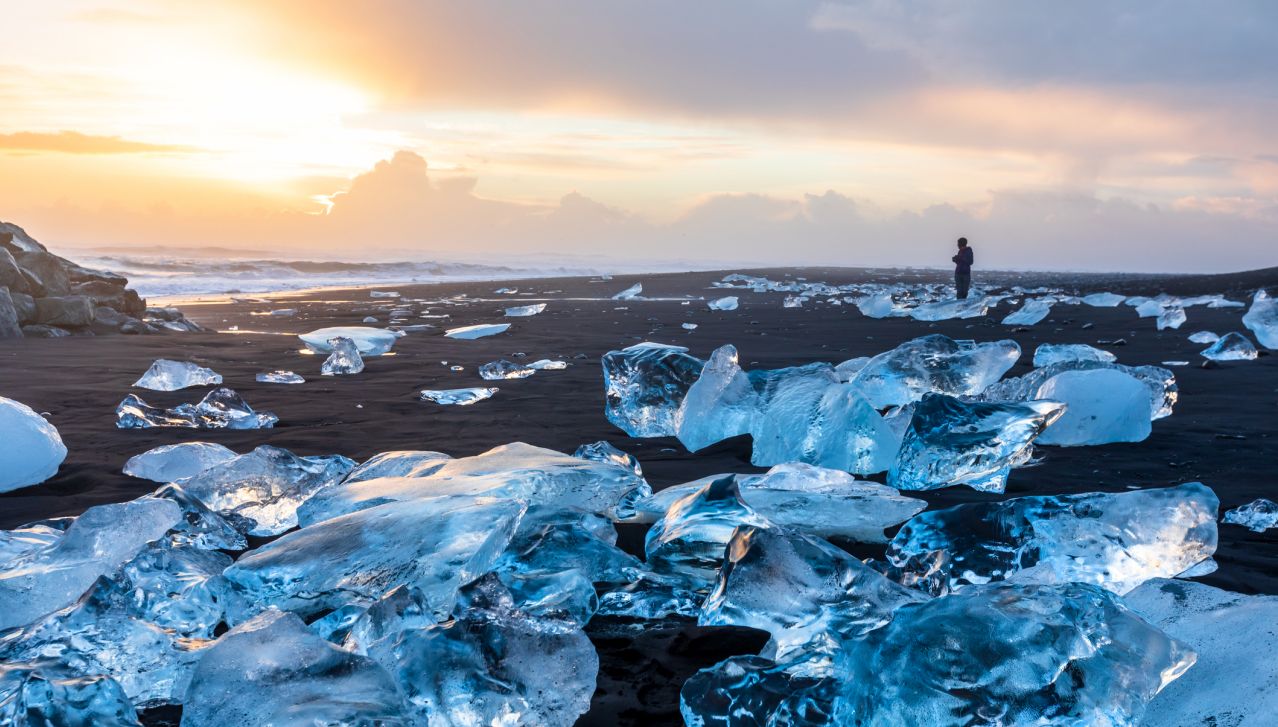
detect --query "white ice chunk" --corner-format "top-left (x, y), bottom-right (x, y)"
top-left (505, 303), bottom-right (546, 317)
top-left (0, 396), bottom-right (67, 493)
top-left (122, 442), bottom-right (237, 483)
top-left (444, 323), bottom-right (511, 339)
top-left (133, 359), bottom-right (222, 391)
top-left (1035, 368), bottom-right (1154, 446)
top-left (611, 283), bottom-right (643, 300)
top-left (298, 326), bottom-right (399, 355)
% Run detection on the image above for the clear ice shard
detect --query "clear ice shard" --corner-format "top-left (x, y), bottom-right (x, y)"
top-left (783, 295), bottom-right (805, 308)
top-left (0, 660), bottom-right (140, 726)
top-left (418, 387), bottom-right (498, 405)
top-left (152, 483), bottom-right (248, 550)
top-left (343, 450), bottom-right (453, 483)
top-left (1001, 298), bottom-right (1052, 325)
top-left (847, 334), bottom-right (1021, 408)
top-left (1032, 342), bottom-right (1116, 367)
top-left (1222, 498), bottom-right (1278, 532)
top-left (320, 336), bottom-right (364, 375)
top-left (1033, 368), bottom-right (1154, 446)
top-left (888, 393), bottom-right (1065, 493)
top-left (1187, 330), bottom-right (1219, 344)
top-left (0, 395), bottom-right (67, 493)
top-left (833, 582), bottom-right (1194, 726)
top-left (1157, 306), bottom-right (1188, 330)
top-left (885, 482), bottom-right (1218, 595)
top-left (1242, 289), bottom-right (1278, 348)
top-left (1200, 331), bottom-right (1258, 360)
top-left (1083, 291), bottom-right (1127, 307)
top-left (907, 296), bottom-right (989, 321)
top-left (528, 358), bottom-right (568, 370)
top-left (444, 322), bottom-right (511, 339)
top-left (298, 442), bottom-right (650, 526)
top-left (645, 476), bottom-right (772, 588)
top-left (856, 290), bottom-right (898, 318)
top-left (132, 359), bottom-right (222, 391)
top-left (177, 444), bottom-right (355, 536)
top-left (674, 344), bottom-right (758, 452)
top-left (255, 369), bottom-right (305, 384)
top-left (479, 359), bottom-right (535, 380)
top-left (359, 575), bottom-right (598, 727)
top-left (298, 325), bottom-right (399, 355)
top-left (977, 359), bottom-right (1178, 420)
top-left (116, 387), bottom-right (278, 430)
top-left (223, 496), bottom-right (524, 623)
top-left (573, 439), bottom-right (643, 477)
top-left (708, 296), bottom-right (739, 311)
top-left (181, 609), bottom-right (406, 727)
top-left (1126, 578), bottom-right (1278, 727)
top-left (603, 342), bottom-right (704, 437)
top-left (122, 442), bottom-right (236, 483)
top-left (505, 302), bottom-right (546, 316)
top-left (612, 282), bottom-right (643, 300)
top-left (0, 497), bottom-right (181, 631)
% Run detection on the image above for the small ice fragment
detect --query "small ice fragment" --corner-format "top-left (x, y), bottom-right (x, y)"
top-left (528, 359), bottom-right (568, 370)
top-left (369, 290), bottom-right (400, 298)
top-left (1157, 306), bottom-right (1188, 330)
top-left (479, 360), bottom-right (534, 380)
top-left (1162, 360), bottom-right (1190, 367)
top-left (1032, 342), bottom-right (1115, 367)
top-left (1082, 291), bottom-right (1126, 307)
top-left (269, 308), bottom-right (296, 317)
top-left (123, 442), bottom-right (237, 482)
top-left (783, 295), bottom-right (805, 308)
top-left (708, 296), bottom-right (739, 311)
top-left (362, 316), bottom-right (378, 323)
top-left (1222, 498), bottom-right (1278, 532)
top-left (133, 359), bottom-right (222, 391)
top-left (116, 388), bottom-right (278, 430)
top-left (1001, 299), bottom-right (1052, 325)
top-left (419, 387), bottom-right (498, 405)
top-left (444, 323), bottom-right (511, 339)
top-left (494, 287), bottom-right (518, 294)
top-left (256, 370), bottom-right (305, 384)
top-left (0, 661), bottom-right (141, 725)
top-left (0, 396), bottom-right (67, 493)
top-left (299, 326), bottom-right (399, 355)
top-left (573, 440), bottom-right (643, 477)
top-left (1187, 330), bottom-right (1219, 344)
top-left (1200, 331), bottom-right (1258, 361)
top-left (449, 365), bottom-right (463, 371)
top-left (321, 337), bottom-right (364, 375)
top-left (612, 283), bottom-right (643, 300)
top-left (505, 303), bottom-right (546, 317)
top-left (682, 322), bottom-right (698, 330)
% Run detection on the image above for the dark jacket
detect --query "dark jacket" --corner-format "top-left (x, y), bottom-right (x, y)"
top-left (952, 247), bottom-right (973, 274)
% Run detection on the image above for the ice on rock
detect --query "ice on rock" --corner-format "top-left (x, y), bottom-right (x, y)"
top-left (886, 482), bottom-right (1218, 596)
top-left (0, 497), bottom-right (181, 631)
top-left (1035, 368), bottom-right (1154, 446)
top-left (834, 582), bottom-right (1194, 726)
top-left (1200, 331), bottom-right (1258, 361)
top-left (1242, 289), bottom-right (1278, 348)
top-left (674, 344), bottom-right (758, 452)
top-left (255, 369), bottom-right (304, 384)
top-left (708, 296), bottom-right (739, 311)
top-left (344, 450), bottom-right (453, 483)
top-left (979, 359), bottom-right (1178, 420)
top-left (298, 325), bottom-right (399, 355)
top-left (645, 476), bottom-right (772, 588)
top-left (479, 359), bottom-right (535, 380)
top-left (181, 609), bottom-right (406, 727)
top-left (1127, 579), bottom-right (1278, 727)
top-left (1157, 305), bottom-right (1187, 330)
top-left (177, 445), bottom-right (355, 536)
top-left (1001, 298), bottom-right (1052, 325)
top-left (320, 336), bottom-right (364, 375)
top-left (1083, 291), bottom-right (1127, 307)
top-left (603, 342), bottom-right (704, 437)
top-left (122, 442), bottom-right (236, 483)
top-left (419, 387), bottom-right (498, 405)
top-left (1032, 342), bottom-right (1116, 367)
top-left (298, 442), bottom-right (650, 526)
top-left (612, 282), bottom-right (643, 300)
top-left (1187, 330), bottom-right (1219, 344)
top-left (116, 388), bottom-right (278, 430)
top-left (0, 396), bottom-right (67, 493)
top-left (132, 359), bottom-right (222, 392)
top-left (0, 660), bottom-right (140, 726)
top-left (573, 439), bottom-right (643, 477)
top-left (1222, 498), bottom-right (1278, 532)
top-left (847, 334), bottom-right (1021, 408)
top-left (223, 496), bottom-right (524, 623)
top-left (907, 295), bottom-right (989, 321)
top-left (888, 393), bottom-right (1065, 493)
top-left (444, 322), bottom-right (511, 339)
top-left (505, 302), bottom-right (546, 317)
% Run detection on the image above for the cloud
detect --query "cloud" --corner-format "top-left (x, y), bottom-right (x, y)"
top-left (0, 131), bottom-right (194, 155)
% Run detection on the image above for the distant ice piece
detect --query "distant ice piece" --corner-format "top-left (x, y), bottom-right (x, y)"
top-left (362, 315), bottom-right (378, 323)
top-left (1157, 306), bottom-right (1187, 330)
top-left (908, 296), bottom-right (989, 321)
top-left (1200, 331), bottom-right (1258, 361)
top-left (1032, 342), bottom-right (1116, 367)
top-left (122, 442), bottom-right (237, 483)
top-left (0, 660), bottom-right (140, 726)
top-left (857, 290), bottom-right (898, 318)
top-left (574, 440), bottom-right (643, 477)
top-left (320, 336), bottom-right (364, 375)
top-left (645, 476), bottom-right (772, 588)
top-left (0, 396), bottom-right (67, 493)
top-left (479, 359), bottom-right (535, 380)
top-left (528, 358), bottom-right (568, 370)
top-left (419, 387), bottom-right (498, 405)
top-left (116, 387), bottom-right (278, 430)
top-left (888, 393), bottom-right (1065, 493)
top-left (344, 450), bottom-right (453, 483)
top-left (494, 286), bottom-right (518, 294)
top-left (847, 334), bottom-right (1021, 408)
top-left (182, 610), bottom-right (406, 727)
top-left (612, 282), bottom-right (643, 300)
top-left (369, 290), bottom-right (400, 298)
top-left (782, 295), bottom-right (805, 308)
top-left (1187, 330), bottom-right (1219, 344)
top-left (299, 326), bottom-right (399, 355)
top-left (1035, 368), bottom-right (1154, 446)
top-left (1135, 299), bottom-right (1165, 318)
top-left (1222, 498), bottom-right (1278, 532)
top-left (256, 369), bottom-right (305, 384)
top-left (1242, 289), bottom-right (1278, 348)
top-left (682, 322), bottom-right (698, 330)
top-left (1082, 291), bottom-right (1127, 307)
top-left (444, 323), bottom-right (510, 339)
top-left (132, 359), bottom-right (222, 391)
top-left (1001, 298), bottom-right (1052, 325)
top-left (708, 296), bottom-right (739, 311)
top-left (603, 342), bottom-right (704, 437)
top-left (886, 482), bottom-right (1218, 595)
top-left (505, 303), bottom-right (547, 317)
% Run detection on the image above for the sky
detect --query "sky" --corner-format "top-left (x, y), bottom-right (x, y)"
top-left (2, 1), bottom-right (1277, 272)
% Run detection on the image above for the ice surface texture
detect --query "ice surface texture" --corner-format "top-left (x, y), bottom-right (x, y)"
top-left (1200, 331), bottom-right (1258, 360)
top-left (0, 660), bottom-right (140, 726)
top-left (612, 282), bottom-right (642, 300)
top-left (0, 395), bottom-right (67, 493)
top-left (847, 334), bottom-right (1021, 408)
top-left (132, 359), bottom-right (222, 391)
top-left (603, 342), bottom-right (705, 437)
top-left (320, 336), bottom-right (364, 375)
top-left (255, 369), bottom-right (305, 383)
top-left (708, 296), bottom-right (739, 311)
top-left (116, 388), bottom-right (278, 430)
top-left (1001, 298), bottom-right (1052, 325)
top-left (122, 442), bottom-right (236, 483)
top-left (978, 359), bottom-right (1178, 422)
top-left (298, 326), bottom-right (399, 355)
top-left (479, 359), bottom-right (534, 380)
top-left (1032, 342), bottom-right (1116, 367)
top-left (1242, 289), bottom-right (1278, 348)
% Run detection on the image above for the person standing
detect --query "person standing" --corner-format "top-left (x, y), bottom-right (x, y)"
top-left (952, 237), bottom-right (973, 299)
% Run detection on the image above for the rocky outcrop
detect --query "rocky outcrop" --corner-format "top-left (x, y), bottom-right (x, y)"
top-left (0, 221), bottom-right (207, 339)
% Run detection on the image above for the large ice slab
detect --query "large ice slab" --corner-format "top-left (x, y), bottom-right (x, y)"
top-left (320, 336), bottom-right (364, 375)
top-left (886, 482), bottom-right (1218, 595)
top-left (603, 342), bottom-right (704, 437)
top-left (0, 660), bottom-right (140, 726)
top-left (1032, 342), bottom-right (1116, 367)
top-left (132, 359), bottom-right (222, 392)
top-left (907, 296), bottom-right (989, 321)
top-left (1001, 298), bottom-right (1052, 325)
top-left (1222, 498), bottom-right (1278, 532)
top-left (0, 395), bottom-right (67, 493)
top-left (344, 450), bottom-right (453, 483)
top-left (848, 334), bottom-right (1021, 408)
top-left (1201, 331), bottom-right (1258, 361)
top-left (1242, 289), bottom-right (1278, 348)
top-left (298, 326), bottom-right (399, 355)
top-left (978, 359), bottom-right (1178, 420)
top-left (888, 393), bottom-right (1065, 493)
top-left (122, 442), bottom-right (236, 483)
top-left (444, 323), bottom-right (510, 339)
top-left (1034, 368), bottom-right (1154, 446)
top-left (116, 388), bottom-right (278, 430)
top-left (645, 476), bottom-right (771, 588)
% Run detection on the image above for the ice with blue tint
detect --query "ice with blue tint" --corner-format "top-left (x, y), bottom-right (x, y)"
top-left (907, 296), bottom-right (989, 321)
top-left (674, 344), bottom-right (757, 451)
top-left (1083, 291), bottom-right (1127, 307)
top-left (888, 393), bottom-right (1065, 493)
top-left (1001, 298), bottom-right (1052, 325)
top-left (783, 295), bottom-right (805, 308)
top-left (299, 326), bottom-right (400, 355)
top-left (645, 476), bottom-right (772, 588)
top-left (0, 498), bottom-right (181, 631)
top-left (1243, 289), bottom-right (1278, 348)
top-left (612, 282), bottom-right (643, 300)
top-left (0, 395), bottom-right (67, 493)
top-left (132, 359), bottom-right (222, 392)
top-left (1201, 331), bottom-right (1258, 361)
top-left (123, 442), bottom-right (236, 483)
top-left (479, 359), bottom-right (535, 380)
top-left (708, 296), bottom-right (739, 311)
top-left (1188, 330), bottom-right (1219, 344)
top-left (1032, 342), bottom-right (1116, 367)
top-left (1034, 368), bottom-right (1154, 446)
top-left (846, 334), bottom-right (1021, 408)
top-left (680, 654), bottom-right (838, 727)
top-left (0, 660), bottom-right (140, 726)
top-left (116, 387), bottom-right (278, 430)
top-left (151, 483), bottom-right (248, 550)
top-left (419, 386), bottom-right (499, 405)
top-left (1157, 306), bottom-right (1188, 330)
top-left (978, 359), bottom-right (1178, 420)
top-left (224, 495), bottom-right (524, 624)
top-left (505, 302), bottom-right (546, 317)
top-left (255, 369), bottom-right (305, 384)
top-left (856, 290), bottom-right (898, 318)
top-left (343, 450), bottom-right (453, 483)
top-left (0, 521), bottom-right (65, 563)
top-left (1127, 578), bottom-right (1278, 727)
top-left (573, 439), bottom-right (643, 477)
top-left (1222, 498), bottom-right (1278, 532)
top-left (886, 482), bottom-right (1218, 596)
top-left (181, 609), bottom-right (406, 727)
top-left (320, 336), bottom-right (364, 375)
top-left (603, 342), bottom-right (705, 437)
top-left (529, 358), bottom-right (568, 370)
top-left (444, 322), bottom-right (511, 339)
top-left (176, 445), bottom-right (355, 536)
